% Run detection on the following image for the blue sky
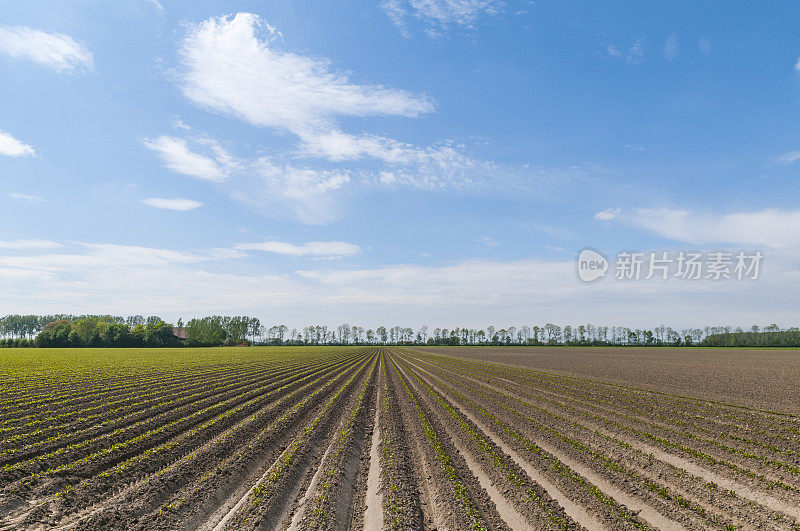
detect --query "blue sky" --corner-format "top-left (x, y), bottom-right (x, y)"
top-left (1, 1), bottom-right (800, 328)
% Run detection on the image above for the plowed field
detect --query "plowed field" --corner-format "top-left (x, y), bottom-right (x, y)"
top-left (2, 346), bottom-right (799, 530)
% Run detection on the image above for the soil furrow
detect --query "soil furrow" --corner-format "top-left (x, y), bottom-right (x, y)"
top-left (397, 354), bottom-right (603, 530)
top-left (362, 359), bottom-right (383, 531)
top-left (400, 352), bottom-right (685, 530)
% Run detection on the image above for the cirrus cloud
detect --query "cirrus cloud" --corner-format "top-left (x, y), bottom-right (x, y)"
top-left (381, 0), bottom-right (502, 36)
top-left (0, 26), bottom-right (93, 72)
top-left (0, 239), bottom-right (62, 250)
top-left (9, 193), bottom-right (46, 204)
top-left (142, 198), bottom-right (202, 211)
top-left (235, 240), bottom-right (362, 257)
top-left (143, 135), bottom-right (230, 182)
top-left (595, 207), bottom-right (621, 221)
top-left (625, 208), bottom-right (800, 248)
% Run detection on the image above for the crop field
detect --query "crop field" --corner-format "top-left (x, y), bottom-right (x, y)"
top-left (415, 346), bottom-right (800, 415)
top-left (1, 347), bottom-right (800, 530)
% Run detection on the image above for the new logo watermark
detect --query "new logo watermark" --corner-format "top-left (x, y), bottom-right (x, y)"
top-left (576, 249), bottom-right (763, 283)
top-left (577, 249), bottom-right (609, 282)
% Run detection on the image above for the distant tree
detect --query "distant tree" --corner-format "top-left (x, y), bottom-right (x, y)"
top-left (185, 317), bottom-right (225, 347)
top-left (103, 323), bottom-right (132, 347)
top-left (74, 318), bottom-right (105, 344)
top-left (144, 321), bottom-right (181, 347)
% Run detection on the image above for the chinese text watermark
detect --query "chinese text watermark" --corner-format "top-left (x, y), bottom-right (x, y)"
top-left (577, 249), bottom-right (763, 283)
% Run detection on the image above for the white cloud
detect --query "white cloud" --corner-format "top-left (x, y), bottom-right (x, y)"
top-left (233, 158), bottom-right (352, 225)
top-left (175, 12), bottom-right (479, 182)
top-left (381, 0), bottom-right (501, 34)
top-left (165, 13), bottom-right (555, 221)
top-left (293, 254), bottom-right (800, 326)
top-left (0, 243), bottom-right (209, 273)
top-left (143, 131), bottom-right (353, 224)
top-left (474, 236), bottom-right (498, 247)
top-left (626, 208), bottom-right (800, 248)
top-left (595, 207), bottom-right (621, 221)
top-left (663, 35), bottom-right (678, 61)
top-left (9, 193), bottom-right (46, 204)
top-left (0, 243), bottom-right (297, 317)
top-left (146, 0), bottom-right (164, 10)
top-left (0, 239), bottom-right (62, 250)
top-left (0, 130), bottom-right (35, 157)
top-left (381, 0), bottom-right (410, 34)
top-left (297, 130), bottom-right (476, 171)
top-left (142, 198), bottom-right (202, 211)
top-left (775, 149), bottom-right (800, 165)
top-left (606, 40), bottom-right (644, 65)
top-left (359, 143), bottom-right (506, 191)
top-left (143, 135), bottom-right (229, 182)
top-left (0, 26), bottom-right (93, 72)
top-left (179, 13), bottom-right (432, 140)
top-left (235, 240), bottom-right (362, 257)
top-left (0, 240), bottom-right (798, 327)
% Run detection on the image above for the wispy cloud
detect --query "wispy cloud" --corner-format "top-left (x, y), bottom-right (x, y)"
top-left (175, 13), bottom-right (501, 178)
top-left (158, 13), bottom-right (564, 224)
top-left (0, 239), bottom-right (62, 250)
top-left (143, 135), bottom-right (231, 182)
top-left (475, 236), bottom-right (498, 247)
top-left (595, 207), bottom-right (621, 221)
top-left (623, 143), bottom-right (644, 152)
top-left (605, 40), bottom-right (644, 65)
top-left (0, 130), bottom-right (35, 157)
top-left (146, 0), bottom-right (164, 10)
top-left (142, 198), bottom-right (202, 211)
top-left (235, 158), bottom-right (352, 225)
top-left (9, 193), bottom-right (46, 204)
top-left (775, 149), bottom-right (800, 165)
top-left (0, 26), bottom-right (93, 72)
top-left (235, 240), bottom-right (362, 257)
top-left (381, 0), bottom-right (502, 36)
top-left (624, 208), bottom-right (800, 248)
top-left (179, 13), bottom-right (432, 142)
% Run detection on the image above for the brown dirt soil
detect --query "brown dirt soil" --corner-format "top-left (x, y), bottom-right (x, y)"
top-left (387, 354), bottom-right (507, 530)
top-left (394, 356), bottom-right (575, 530)
top-left (412, 346), bottom-right (800, 414)
top-left (400, 349), bottom-right (800, 529)
top-left (216, 357), bottom-right (377, 530)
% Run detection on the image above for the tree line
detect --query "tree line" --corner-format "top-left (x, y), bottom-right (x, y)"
top-left (0, 314), bottom-right (263, 348)
top-left (1, 314), bottom-right (798, 348)
top-left (294, 323), bottom-right (800, 347)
